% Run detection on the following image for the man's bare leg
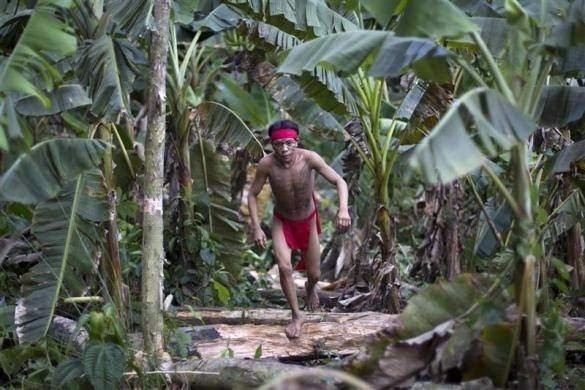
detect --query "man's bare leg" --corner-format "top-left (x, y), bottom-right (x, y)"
top-left (303, 216), bottom-right (321, 311)
top-left (272, 218), bottom-right (304, 338)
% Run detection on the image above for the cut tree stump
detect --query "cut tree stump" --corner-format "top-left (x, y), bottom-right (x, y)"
top-left (167, 308), bottom-right (396, 360)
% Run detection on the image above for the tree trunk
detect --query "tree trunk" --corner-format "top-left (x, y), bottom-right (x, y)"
top-left (411, 182), bottom-right (462, 282)
top-left (511, 145), bottom-right (538, 389)
top-left (567, 223), bottom-right (585, 290)
top-left (99, 125), bottom-right (126, 324)
top-left (141, 0), bottom-right (170, 358)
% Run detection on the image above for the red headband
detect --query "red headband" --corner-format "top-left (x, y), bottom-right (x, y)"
top-left (270, 128), bottom-right (298, 141)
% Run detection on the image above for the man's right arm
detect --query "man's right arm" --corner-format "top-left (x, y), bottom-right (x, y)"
top-left (248, 159), bottom-right (269, 248)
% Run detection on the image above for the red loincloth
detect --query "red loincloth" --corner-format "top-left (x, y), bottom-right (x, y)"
top-left (274, 207), bottom-right (321, 271)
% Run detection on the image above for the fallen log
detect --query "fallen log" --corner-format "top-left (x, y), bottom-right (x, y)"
top-left (170, 358), bottom-right (303, 389)
top-left (170, 307), bottom-right (392, 326)
top-left (177, 312), bottom-right (395, 360)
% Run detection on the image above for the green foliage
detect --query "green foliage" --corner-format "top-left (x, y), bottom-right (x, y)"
top-left (253, 343), bottom-right (263, 359)
top-left (409, 88), bottom-right (536, 184)
top-left (82, 342), bottom-right (125, 390)
top-left (50, 304), bottom-right (127, 390)
top-left (0, 0), bottom-right (76, 106)
top-left (0, 139), bottom-right (107, 204)
top-left (52, 358), bottom-right (85, 389)
top-left (16, 85), bottom-right (92, 116)
top-left (538, 304), bottom-right (567, 389)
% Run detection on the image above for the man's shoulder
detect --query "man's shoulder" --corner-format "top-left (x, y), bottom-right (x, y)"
top-left (257, 154), bottom-right (275, 170)
top-left (299, 149), bottom-right (318, 159)
top-left (299, 149), bottom-right (321, 165)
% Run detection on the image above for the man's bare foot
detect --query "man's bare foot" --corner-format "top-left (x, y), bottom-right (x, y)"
top-left (305, 281), bottom-right (320, 311)
top-left (285, 313), bottom-right (304, 338)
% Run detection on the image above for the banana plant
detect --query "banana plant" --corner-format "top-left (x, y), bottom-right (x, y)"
top-left (0, 139), bottom-right (107, 343)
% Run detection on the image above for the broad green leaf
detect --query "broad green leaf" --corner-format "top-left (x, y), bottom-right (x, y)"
top-left (77, 36), bottom-right (146, 122)
top-left (244, 20), bottom-right (301, 50)
top-left (409, 88), bottom-right (536, 184)
top-left (0, 95), bottom-right (24, 151)
top-left (278, 31), bottom-right (450, 81)
top-left (192, 139), bottom-right (246, 274)
top-left (197, 101), bottom-right (264, 158)
top-left (227, 0), bottom-right (357, 36)
top-left (109, 0), bottom-right (154, 37)
top-left (16, 85), bottom-right (92, 116)
top-left (553, 45), bottom-right (585, 75)
top-left (192, 3), bottom-right (246, 31)
top-left (212, 280), bottom-right (230, 305)
top-left (537, 86), bottom-right (585, 128)
top-left (0, 0), bottom-right (76, 105)
top-left (251, 60), bottom-right (344, 140)
top-left (0, 127), bottom-right (7, 151)
top-left (395, 0), bottom-right (479, 39)
top-left (298, 67), bottom-right (358, 115)
top-left (398, 274), bottom-right (503, 339)
top-left (469, 323), bottom-right (515, 387)
top-left (369, 37), bottom-right (451, 82)
top-left (83, 342), bottom-right (125, 390)
top-left (16, 172), bottom-right (107, 343)
top-left (0, 139), bottom-right (107, 204)
top-left (361, 0), bottom-right (406, 27)
top-left (52, 358), bottom-right (85, 389)
top-left (545, 140), bottom-right (585, 176)
top-left (278, 30), bottom-right (388, 76)
top-left (213, 76), bottom-right (273, 127)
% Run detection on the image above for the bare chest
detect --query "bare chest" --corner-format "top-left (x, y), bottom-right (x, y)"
top-left (268, 158), bottom-right (315, 210)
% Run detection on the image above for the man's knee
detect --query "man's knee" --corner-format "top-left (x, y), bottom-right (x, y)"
top-left (307, 268), bottom-right (320, 284)
top-left (276, 258), bottom-right (293, 275)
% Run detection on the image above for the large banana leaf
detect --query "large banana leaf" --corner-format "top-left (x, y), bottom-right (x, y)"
top-left (191, 3), bottom-right (246, 31)
top-left (109, 0), bottom-right (154, 37)
top-left (212, 76), bottom-right (275, 128)
top-left (395, 0), bottom-right (479, 39)
top-left (16, 171), bottom-right (107, 343)
top-left (191, 139), bottom-right (246, 275)
top-left (196, 101), bottom-right (264, 158)
top-left (0, 8), bottom-right (33, 52)
top-left (16, 85), bottom-right (91, 116)
top-left (361, 0), bottom-right (405, 27)
top-left (0, 95), bottom-right (25, 150)
top-left (537, 86), bottom-right (585, 128)
top-left (0, 138), bottom-right (107, 204)
top-left (228, 0), bottom-right (357, 36)
top-left (277, 31), bottom-right (451, 82)
top-left (77, 35), bottom-right (146, 121)
top-left (249, 60), bottom-right (345, 140)
top-left (0, 0), bottom-right (77, 106)
top-left (544, 189), bottom-right (585, 243)
top-left (544, 140), bottom-right (585, 176)
top-left (409, 88), bottom-right (535, 184)
top-left (194, 5), bottom-right (356, 114)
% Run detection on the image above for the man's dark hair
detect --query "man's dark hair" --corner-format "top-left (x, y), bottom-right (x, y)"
top-left (268, 120), bottom-right (299, 137)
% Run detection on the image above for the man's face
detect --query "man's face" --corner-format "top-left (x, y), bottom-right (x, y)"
top-left (271, 137), bottom-right (298, 164)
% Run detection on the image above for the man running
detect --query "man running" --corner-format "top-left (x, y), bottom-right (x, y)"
top-left (247, 120), bottom-right (350, 338)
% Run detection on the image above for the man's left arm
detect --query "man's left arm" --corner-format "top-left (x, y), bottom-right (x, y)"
top-left (309, 152), bottom-right (351, 230)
